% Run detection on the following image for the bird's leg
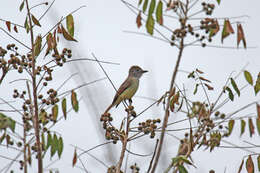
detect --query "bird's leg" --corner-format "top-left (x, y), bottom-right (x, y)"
top-left (128, 99), bottom-right (132, 106)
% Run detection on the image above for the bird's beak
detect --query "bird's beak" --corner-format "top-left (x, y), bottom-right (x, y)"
top-left (142, 70), bottom-right (148, 73)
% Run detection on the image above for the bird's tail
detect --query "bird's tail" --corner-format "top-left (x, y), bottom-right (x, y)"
top-left (104, 104), bottom-right (113, 114)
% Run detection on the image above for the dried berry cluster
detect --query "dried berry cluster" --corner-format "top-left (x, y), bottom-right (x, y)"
top-left (137, 118), bottom-right (161, 138)
top-left (107, 166), bottom-right (123, 173)
top-left (198, 131), bottom-right (221, 152)
top-left (200, 18), bottom-right (218, 34)
top-left (40, 88), bottom-right (59, 106)
top-left (100, 113), bottom-right (120, 144)
top-left (52, 48), bottom-right (72, 67)
top-left (0, 46), bottom-right (7, 57)
top-left (201, 2), bottom-right (215, 15)
top-left (125, 105), bottom-right (137, 117)
top-left (166, 0), bottom-right (180, 12)
top-left (130, 163), bottom-right (140, 173)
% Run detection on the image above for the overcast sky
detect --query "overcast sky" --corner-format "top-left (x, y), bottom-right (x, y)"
top-left (0, 0), bottom-right (260, 172)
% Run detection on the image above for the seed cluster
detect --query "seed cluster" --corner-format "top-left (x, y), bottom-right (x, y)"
top-left (130, 163), bottom-right (140, 173)
top-left (201, 2), bottom-right (215, 15)
top-left (100, 113), bottom-right (120, 144)
top-left (107, 166), bottom-right (123, 173)
top-left (52, 48), bottom-right (72, 67)
top-left (137, 119), bottom-right (161, 138)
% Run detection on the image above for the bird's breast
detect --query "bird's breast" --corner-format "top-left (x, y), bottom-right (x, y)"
top-left (121, 78), bottom-right (139, 99)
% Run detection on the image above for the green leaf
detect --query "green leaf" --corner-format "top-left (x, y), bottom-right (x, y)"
top-left (240, 119), bottom-right (246, 136)
top-left (216, 0), bottom-right (221, 5)
top-left (178, 165), bottom-right (188, 173)
top-left (52, 104), bottom-right (58, 122)
top-left (143, 0), bottom-right (149, 12)
top-left (179, 156), bottom-right (193, 165)
top-left (193, 83), bottom-right (199, 95)
top-left (51, 133), bottom-right (58, 158)
top-left (148, 0), bottom-right (156, 16)
top-left (255, 73), bottom-right (260, 95)
top-left (34, 35), bottom-right (42, 57)
top-left (225, 87), bottom-right (234, 101)
top-left (228, 119), bottom-right (234, 135)
top-left (256, 118), bottom-right (260, 135)
top-left (24, 17), bottom-right (30, 33)
top-left (57, 137), bottom-right (63, 158)
top-left (39, 110), bottom-right (47, 125)
top-left (138, 0), bottom-right (143, 6)
top-left (156, 1), bottom-right (163, 25)
top-left (71, 90), bottom-right (79, 112)
top-left (41, 133), bottom-right (46, 151)
top-left (46, 133), bottom-right (52, 150)
top-left (62, 98), bottom-right (67, 120)
top-left (66, 14), bottom-right (74, 37)
top-left (244, 70), bottom-right (253, 85)
top-left (0, 113), bottom-right (16, 132)
top-left (0, 133), bottom-right (6, 144)
top-left (255, 83), bottom-right (260, 95)
top-left (19, 1), bottom-right (24, 11)
top-left (171, 157), bottom-right (180, 165)
top-left (31, 14), bottom-right (41, 27)
top-left (230, 78), bottom-right (240, 96)
top-left (146, 15), bottom-right (154, 35)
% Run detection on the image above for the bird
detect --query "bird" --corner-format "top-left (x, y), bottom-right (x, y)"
top-left (104, 65), bottom-right (148, 113)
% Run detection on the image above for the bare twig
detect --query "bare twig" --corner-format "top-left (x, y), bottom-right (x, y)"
top-left (147, 139), bottom-right (159, 173)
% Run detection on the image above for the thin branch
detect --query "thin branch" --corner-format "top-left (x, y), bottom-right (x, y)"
top-left (189, 15), bottom-right (250, 20)
top-left (77, 141), bottom-right (113, 158)
top-left (38, 0), bottom-right (55, 21)
top-left (0, 28), bottom-right (30, 50)
top-left (57, 77), bottom-right (107, 97)
top-left (147, 139), bottom-right (159, 173)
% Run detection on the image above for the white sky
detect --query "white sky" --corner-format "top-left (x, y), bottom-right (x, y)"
top-left (0, 0), bottom-right (260, 172)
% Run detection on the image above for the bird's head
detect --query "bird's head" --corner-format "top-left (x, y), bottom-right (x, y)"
top-left (129, 65), bottom-right (148, 79)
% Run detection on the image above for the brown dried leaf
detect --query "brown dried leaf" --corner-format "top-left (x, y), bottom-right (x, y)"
top-left (237, 23), bottom-right (246, 49)
top-left (13, 25), bottom-right (18, 33)
top-left (71, 90), bottom-right (79, 112)
top-left (226, 20), bottom-right (234, 33)
top-left (45, 33), bottom-right (53, 56)
top-left (34, 35), bottom-right (42, 57)
top-left (159, 16), bottom-right (163, 25)
top-left (257, 104), bottom-right (260, 119)
top-left (31, 14), bottom-right (41, 27)
top-left (209, 19), bottom-right (219, 37)
top-left (72, 149), bottom-right (77, 167)
top-left (57, 25), bottom-right (62, 33)
top-left (246, 155), bottom-right (254, 173)
top-left (221, 19), bottom-right (234, 43)
top-left (169, 87), bottom-right (176, 98)
top-left (238, 159), bottom-right (244, 173)
top-left (61, 25), bottom-right (77, 42)
top-left (204, 83), bottom-right (214, 90)
top-left (27, 144), bottom-right (32, 165)
top-left (196, 68), bottom-right (204, 74)
top-left (136, 11), bottom-right (142, 28)
top-left (5, 21), bottom-right (11, 32)
top-left (199, 77), bottom-right (211, 83)
top-left (248, 118), bottom-right (255, 137)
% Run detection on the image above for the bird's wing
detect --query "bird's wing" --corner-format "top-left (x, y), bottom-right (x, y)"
top-left (112, 77), bottom-right (132, 106)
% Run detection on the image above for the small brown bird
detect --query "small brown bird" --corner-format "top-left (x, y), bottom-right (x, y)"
top-left (105, 65), bottom-right (148, 113)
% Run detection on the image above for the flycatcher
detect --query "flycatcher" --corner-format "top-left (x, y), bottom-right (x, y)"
top-left (105, 65), bottom-right (148, 113)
